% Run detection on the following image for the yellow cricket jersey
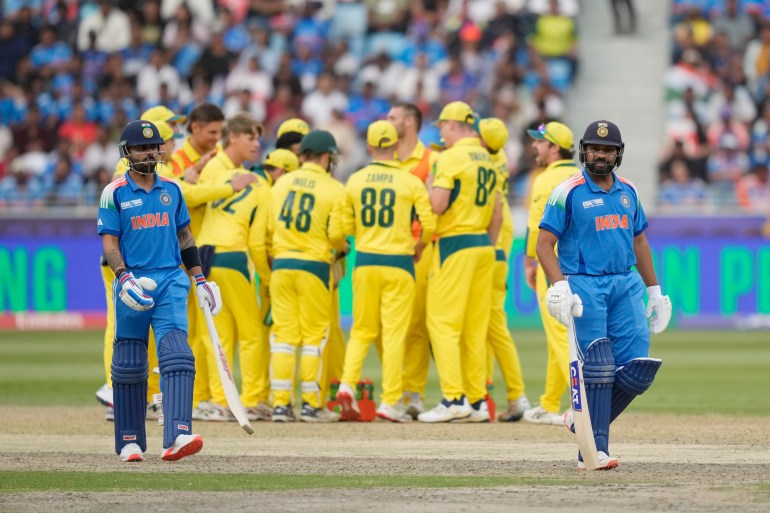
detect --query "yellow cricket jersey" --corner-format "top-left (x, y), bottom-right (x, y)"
top-left (489, 151), bottom-right (514, 257)
top-left (169, 139), bottom-right (205, 235)
top-left (196, 151), bottom-right (272, 283)
top-left (335, 160), bottom-right (436, 255)
top-left (525, 159), bottom-right (580, 259)
top-left (432, 137), bottom-right (496, 237)
top-left (271, 162), bottom-right (346, 264)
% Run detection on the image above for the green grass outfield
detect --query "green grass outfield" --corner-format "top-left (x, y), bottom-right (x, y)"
top-left (1, 329), bottom-right (768, 415)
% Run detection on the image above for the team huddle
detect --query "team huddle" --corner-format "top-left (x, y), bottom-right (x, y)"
top-left (96, 100), bottom-right (672, 468)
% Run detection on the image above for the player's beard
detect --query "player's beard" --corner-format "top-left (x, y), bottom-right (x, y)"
top-left (588, 156), bottom-right (614, 176)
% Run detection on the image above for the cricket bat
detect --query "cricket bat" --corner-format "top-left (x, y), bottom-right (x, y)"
top-left (202, 307), bottom-right (254, 435)
top-left (567, 313), bottom-right (600, 470)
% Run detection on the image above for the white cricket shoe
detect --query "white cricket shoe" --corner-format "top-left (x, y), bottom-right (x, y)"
top-left (564, 411), bottom-right (575, 434)
top-left (96, 383), bottom-right (113, 407)
top-left (336, 383), bottom-right (360, 421)
top-left (245, 401), bottom-right (273, 421)
top-left (200, 403), bottom-right (236, 422)
top-left (192, 401), bottom-right (214, 420)
top-left (105, 406), bottom-right (114, 421)
top-left (498, 395), bottom-right (531, 422)
top-left (161, 434), bottom-right (203, 461)
top-left (146, 403), bottom-right (162, 420)
top-left (376, 402), bottom-right (412, 423)
top-left (300, 403), bottom-right (339, 423)
top-left (403, 391), bottom-right (424, 420)
top-left (577, 451), bottom-right (619, 470)
top-left (417, 397), bottom-right (472, 423)
top-left (523, 405), bottom-right (564, 425)
top-left (119, 443), bottom-right (143, 462)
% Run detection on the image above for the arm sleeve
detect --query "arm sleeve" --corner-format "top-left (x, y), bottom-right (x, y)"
top-left (248, 189), bottom-right (272, 284)
top-left (432, 151), bottom-right (460, 190)
top-left (633, 193), bottom-right (649, 236)
top-left (539, 193), bottom-right (567, 239)
top-left (414, 183), bottom-right (437, 244)
top-left (340, 187), bottom-right (356, 239)
top-left (172, 183), bottom-right (191, 230)
top-left (526, 175), bottom-right (547, 258)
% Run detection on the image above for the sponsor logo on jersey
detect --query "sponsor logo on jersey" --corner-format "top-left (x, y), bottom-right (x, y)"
top-left (121, 199), bottom-right (143, 209)
top-left (582, 198), bottom-right (604, 209)
top-left (123, 434), bottom-right (137, 441)
top-left (570, 361), bottom-right (582, 412)
top-left (131, 212), bottom-right (170, 230)
top-left (594, 214), bottom-right (628, 231)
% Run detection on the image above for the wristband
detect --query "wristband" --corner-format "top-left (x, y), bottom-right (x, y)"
top-left (115, 268), bottom-right (128, 280)
top-left (180, 246), bottom-right (202, 270)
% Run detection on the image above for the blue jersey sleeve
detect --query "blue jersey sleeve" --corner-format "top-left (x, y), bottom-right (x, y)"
top-left (97, 183), bottom-right (122, 236)
top-left (171, 181), bottom-right (191, 230)
top-left (633, 196), bottom-right (648, 236)
top-left (539, 195), bottom-right (567, 239)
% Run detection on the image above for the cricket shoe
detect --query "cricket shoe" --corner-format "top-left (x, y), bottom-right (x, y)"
top-left (564, 411), bottom-right (575, 434)
top-left (272, 405), bottom-right (295, 422)
top-left (105, 406), bottom-right (114, 421)
top-left (161, 434), bottom-right (203, 462)
top-left (192, 401), bottom-right (214, 420)
top-left (403, 391), bottom-right (424, 420)
top-left (245, 401), bottom-right (273, 421)
top-left (146, 403), bottom-right (162, 420)
top-left (376, 402), bottom-right (412, 423)
top-left (201, 403), bottom-right (236, 422)
top-left (336, 383), bottom-right (360, 421)
top-left (523, 405), bottom-right (563, 425)
top-left (577, 451), bottom-right (619, 470)
top-left (418, 397), bottom-right (472, 423)
top-left (300, 403), bottom-right (339, 423)
top-left (95, 383), bottom-right (113, 407)
top-left (119, 443), bottom-right (143, 462)
top-left (452, 399), bottom-right (490, 423)
top-left (498, 395), bottom-right (531, 422)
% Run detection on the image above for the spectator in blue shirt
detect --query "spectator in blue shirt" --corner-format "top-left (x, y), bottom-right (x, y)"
top-left (29, 25), bottom-right (72, 71)
top-left (658, 157), bottom-right (707, 209)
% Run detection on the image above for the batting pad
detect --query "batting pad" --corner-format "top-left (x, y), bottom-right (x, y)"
top-left (610, 358), bottom-right (662, 422)
top-left (582, 337), bottom-right (615, 455)
top-left (111, 338), bottom-right (149, 454)
top-left (158, 330), bottom-right (195, 449)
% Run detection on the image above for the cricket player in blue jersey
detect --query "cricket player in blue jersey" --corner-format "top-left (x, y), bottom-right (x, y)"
top-left (537, 120), bottom-right (672, 470)
top-left (98, 120), bottom-right (222, 463)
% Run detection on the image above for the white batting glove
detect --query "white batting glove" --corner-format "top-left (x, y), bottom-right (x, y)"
top-left (194, 274), bottom-right (222, 316)
top-left (646, 285), bottom-right (672, 334)
top-left (118, 272), bottom-right (157, 312)
top-left (546, 280), bottom-right (583, 325)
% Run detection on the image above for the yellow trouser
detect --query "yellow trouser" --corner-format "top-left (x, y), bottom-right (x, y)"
top-left (270, 263), bottom-right (331, 408)
top-left (342, 261), bottom-right (415, 406)
top-left (536, 264), bottom-right (570, 413)
top-left (321, 287), bottom-right (345, 405)
top-left (427, 239), bottom-right (494, 404)
top-left (206, 265), bottom-right (263, 407)
top-left (187, 282), bottom-right (211, 407)
top-left (255, 283), bottom-right (272, 404)
top-left (101, 263), bottom-right (159, 402)
top-left (486, 257), bottom-right (526, 401)
top-left (403, 242), bottom-right (432, 397)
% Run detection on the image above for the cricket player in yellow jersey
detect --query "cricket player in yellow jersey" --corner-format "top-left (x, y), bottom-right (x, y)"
top-left (196, 113), bottom-right (272, 422)
top-left (477, 118), bottom-right (532, 421)
top-left (270, 130), bottom-right (346, 422)
top-left (332, 121), bottom-right (436, 423)
top-left (419, 102), bottom-right (502, 423)
top-left (387, 102), bottom-right (438, 419)
top-left (523, 121), bottom-right (580, 425)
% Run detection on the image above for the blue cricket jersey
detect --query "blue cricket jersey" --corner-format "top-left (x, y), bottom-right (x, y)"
top-left (97, 173), bottom-right (190, 271)
top-left (539, 169), bottom-right (648, 276)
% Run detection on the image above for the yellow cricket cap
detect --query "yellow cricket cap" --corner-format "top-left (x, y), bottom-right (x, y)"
top-left (277, 118), bottom-right (310, 138)
top-left (527, 121), bottom-right (574, 150)
top-left (141, 105), bottom-right (187, 125)
top-left (435, 101), bottom-right (475, 124)
top-left (264, 148), bottom-right (300, 172)
top-left (479, 118), bottom-right (509, 152)
top-left (154, 120), bottom-right (183, 142)
top-left (366, 120), bottom-right (398, 148)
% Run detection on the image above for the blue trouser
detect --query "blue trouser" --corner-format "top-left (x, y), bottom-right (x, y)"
top-left (567, 271), bottom-right (650, 365)
top-left (112, 267), bottom-right (192, 454)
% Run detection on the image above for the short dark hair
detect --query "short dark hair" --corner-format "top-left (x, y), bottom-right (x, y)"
top-left (392, 102), bottom-right (422, 131)
top-left (558, 147), bottom-right (575, 160)
top-left (187, 103), bottom-right (224, 129)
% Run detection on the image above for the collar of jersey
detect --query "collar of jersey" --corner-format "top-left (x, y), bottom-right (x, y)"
top-left (545, 159), bottom-right (577, 173)
top-left (213, 149), bottom-right (236, 170)
top-left (451, 137), bottom-right (482, 148)
top-left (369, 159), bottom-right (402, 169)
top-left (582, 168), bottom-right (623, 194)
top-left (126, 171), bottom-right (163, 192)
top-left (182, 138), bottom-right (202, 162)
top-left (396, 140), bottom-right (426, 163)
top-left (252, 165), bottom-right (272, 186)
top-left (299, 162), bottom-right (328, 175)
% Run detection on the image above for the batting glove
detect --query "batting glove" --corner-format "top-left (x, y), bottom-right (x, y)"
top-left (118, 272), bottom-right (157, 312)
top-left (194, 273), bottom-right (222, 316)
top-left (546, 280), bottom-right (583, 325)
top-left (645, 285), bottom-right (672, 334)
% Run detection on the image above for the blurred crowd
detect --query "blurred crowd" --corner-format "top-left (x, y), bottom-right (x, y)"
top-left (0, 0), bottom-right (580, 208)
top-left (660, 0), bottom-right (770, 213)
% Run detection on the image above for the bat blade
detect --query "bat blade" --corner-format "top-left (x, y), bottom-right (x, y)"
top-left (568, 316), bottom-right (600, 470)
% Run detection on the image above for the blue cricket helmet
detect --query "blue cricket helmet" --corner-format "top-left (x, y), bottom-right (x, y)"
top-left (119, 120), bottom-right (165, 174)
